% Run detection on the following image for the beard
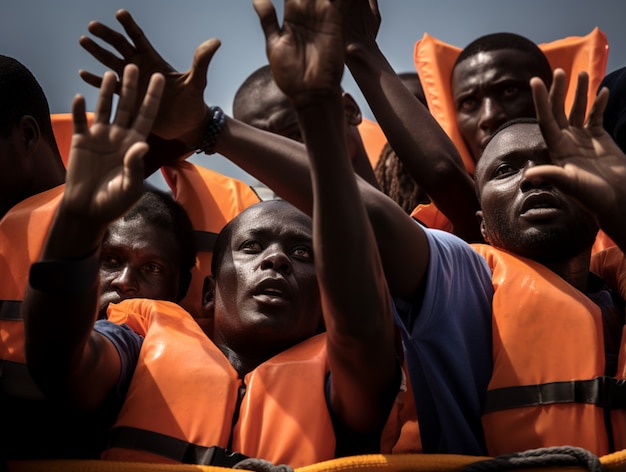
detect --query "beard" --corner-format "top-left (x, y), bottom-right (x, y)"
top-left (482, 207), bottom-right (599, 264)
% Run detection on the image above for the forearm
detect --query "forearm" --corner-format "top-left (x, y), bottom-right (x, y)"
top-left (296, 91), bottom-right (397, 431)
top-left (23, 206), bottom-right (105, 404)
top-left (346, 45), bottom-right (482, 242)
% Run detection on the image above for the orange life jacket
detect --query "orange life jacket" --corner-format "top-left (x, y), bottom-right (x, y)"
top-left (103, 298), bottom-right (334, 467)
top-left (51, 113), bottom-right (94, 167)
top-left (472, 244), bottom-right (626, 456)
top-left (358, 117), bottom-right (387, 169)
top-left (161, 161), bottom-right (260, 325)
top-left (410, 29), bottom-right (610, 236)
top-left (0, 185), bottom-right (64, 371)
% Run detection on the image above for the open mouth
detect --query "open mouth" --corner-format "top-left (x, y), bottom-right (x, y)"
top-left (519, 192), bottom-right (562, 220)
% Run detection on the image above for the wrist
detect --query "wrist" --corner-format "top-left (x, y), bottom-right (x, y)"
top-left (188, 105), bottom-right (226, 155)
top-left (290, 88), bottom-right (343, 111)
top-left (29, 249), bottom-right (100, 295)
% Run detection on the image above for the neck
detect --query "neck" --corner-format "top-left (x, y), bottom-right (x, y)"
top-left (216, 343), bottom-right (267, 378)
top-left (541, 248), bottom-right (592, 293)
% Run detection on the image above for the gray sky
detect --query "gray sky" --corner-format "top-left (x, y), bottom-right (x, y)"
top-left (3, 0), bottom-right (626, 186)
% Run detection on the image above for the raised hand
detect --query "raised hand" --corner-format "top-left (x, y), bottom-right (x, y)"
top-left (527, 68), bottom-right (626, 237)
top-left (79, 9), bottom-right (219, 141)
top-left (62, 64), bottom-right (164, 226)
top-left (253, 0), bottom-right (348, 105)
top-left (344, 0), bottom-right (381, 56)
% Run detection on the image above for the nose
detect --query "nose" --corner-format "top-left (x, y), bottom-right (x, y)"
top-left (520, 162), bottom-right (552, 192)
top-left (111, 265), bottom-right (140, 295)
top-left (260, 246), bottom-right (292, 275)
top-left (477, 98), bottom-right (507, 133)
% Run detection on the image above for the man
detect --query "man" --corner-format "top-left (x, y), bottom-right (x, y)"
top-left (76, 6), bottom-right (493, 455)
top-left (451, 33), bottom-right (553, 162)
top-left (96, 189), bottom-right (196, 319)
top-left (23, 23), bottom-right (399, 469)
top-left (232, 64), bottom-right (379, 189)
top-left (468, 68), bottom-right (626, 455)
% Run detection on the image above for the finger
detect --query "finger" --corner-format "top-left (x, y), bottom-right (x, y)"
top-left (523, 165), bottom-right (578, 195)
top-left (78, 69), bottom-right (104, 90)
top-left (122, 142), bottom-right (148, 195)
top-left (586, 86), bottom-right (610, 130)
top-left (94, 71), bottom-right (118, 124)
top-left (523, 165), bottom-right (604, 215)
top-left (115, 9), bottom-right (157, 56)
top-left (114, 64), bottom-right (140, 128)
top-left (531, 76), bottom-right (562, 149)
top-left (187, 38), bottom-right (221, 92)
top-left (568, 71), bottom-right (589, 127)
top-left (132, 73), bottom-right (165, 137)
top-left (253, 0), bottom-right (281, 42)
top-left (548, 69), bottom-right (568, 129)
top-left (87, 20), bottom-right (136, 59)
top-left (71, 94), bottom-right (89, 135)
top-left (79, 34), bottom-right (124, 73)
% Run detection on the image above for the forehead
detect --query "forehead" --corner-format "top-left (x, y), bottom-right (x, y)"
top-left (452, 49), bottom-right (540, 91)
top-left (232, 202), bottom-right (312, 238)
top-left (478, 123), bottom-right (546, 170)
top-left (105, 216), bottom-right (179, 256)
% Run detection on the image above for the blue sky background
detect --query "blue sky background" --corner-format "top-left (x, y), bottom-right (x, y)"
top-left (3, 0), bottom-right (626, 186)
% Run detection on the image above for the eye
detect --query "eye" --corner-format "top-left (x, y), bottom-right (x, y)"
top-left (101, 254), bottom-right (119, 268)
top-left (492, 163), bottom-right (518, 179)
top-left (291, 245), bottom-right (313, 261)
top-left (502, 85), bottom-right (519, 98)
top-left (144, 263), bottom-right (163, 274)
top-left (458, 97), bottom-right (477, 113)
top-left (241, 240), bottom-right (262, 253)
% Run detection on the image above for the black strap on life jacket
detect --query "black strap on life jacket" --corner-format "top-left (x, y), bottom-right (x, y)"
top-left (0, 300), bottom-right (22, 320)
top-left (484, 377), bottom-right (626, 413)
top-left (107, 426), bottom-right (249, 466)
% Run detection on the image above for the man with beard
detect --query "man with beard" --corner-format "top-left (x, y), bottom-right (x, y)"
top-left (467, 69), bottom-right (626, 456)
top-left (22, 10), bottom-right (400, 465)
top-left (70, 2), bottom-right (626, 457)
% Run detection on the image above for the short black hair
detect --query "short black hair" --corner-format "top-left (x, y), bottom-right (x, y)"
top-left (122, 189), bottom-right (197, 300)
top-left (0, 55), bottom-right (56, 146)
top-left (232, 65), bottom-right (274, 119)
top-left (454, 32), bottom-right (553, 87)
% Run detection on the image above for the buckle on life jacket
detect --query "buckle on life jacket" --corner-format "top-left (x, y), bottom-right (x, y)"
top-left (108, 426), bottom-right (250, 466)
top-left (596, 376), bottom-right (626, 409)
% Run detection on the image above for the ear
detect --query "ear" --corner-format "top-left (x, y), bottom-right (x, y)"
top-left (342, 93), bottom-right (362, 126)
top-left (201, 275), bottom-right (216, 315)
top-left (19, 115), bottom-right (41, 153)
top-left (476, 210), bottom-right (489, 242)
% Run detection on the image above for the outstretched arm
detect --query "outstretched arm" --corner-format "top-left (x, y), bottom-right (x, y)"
top-left (528, 69), bottom-right (626, 254)
top-left (80, 8), bottom-right (428, 300)
top-left (344, 0), bottom-right (482, 242)
top-left (255, 0), bottom-right (409, 434)
top-left (23, 65), bottom-right (164, 411)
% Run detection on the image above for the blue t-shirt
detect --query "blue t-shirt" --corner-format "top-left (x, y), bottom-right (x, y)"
top-left (393, 226), bottom-right (493, 455)
top-left (94, 319), bottom-right (143, 404)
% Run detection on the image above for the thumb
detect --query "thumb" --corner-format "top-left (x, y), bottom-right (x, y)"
top-left (187, 38), bottom-right (221, 92)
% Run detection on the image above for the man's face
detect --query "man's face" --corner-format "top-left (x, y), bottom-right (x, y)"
top-left (98, 216), bottom-right (182, 317)
top-left (475, 123), bottom-right (598, 263)
top-left (211, 201), bottom-right (321, 358)
top-left (452, 49), bottom-right (543, 162)
top-left (234, 81), bottom-right (303, 143)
